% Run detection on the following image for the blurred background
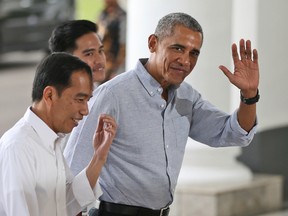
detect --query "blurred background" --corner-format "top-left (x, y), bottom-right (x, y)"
top-left (0, 0), bottom-right (287, 215)
top-left (0, 0), bottom-right (125, 134)
top-left (0, 0), bottom-right (74, 134)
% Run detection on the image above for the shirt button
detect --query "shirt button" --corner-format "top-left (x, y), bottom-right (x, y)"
top-left (160, 104), bottom-right (165, 109)
top-left (166, 145), bottom-right (169, 148)
top-left (157, 88), bottom-right (162, 92)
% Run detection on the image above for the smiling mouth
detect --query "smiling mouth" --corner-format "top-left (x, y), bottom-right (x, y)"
top-left (174, 66), bottom-right (190, 73)
top-left (94, 67), bottom-right (105, 73)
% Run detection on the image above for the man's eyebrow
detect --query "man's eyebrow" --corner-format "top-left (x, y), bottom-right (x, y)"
top-left (76, 92), bottom-right (91, 98)
top-left (82, 48), bottom-right (95, 54)
top-left (172, 43), bottom-right (200, 53)
top-left (191, 48), bottom-right (200, 55)
top-left (172, 43), bottom-right (185, 49)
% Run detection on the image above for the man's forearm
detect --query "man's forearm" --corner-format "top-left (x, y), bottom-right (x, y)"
top-left (237, 89), bottom-right (258, 132)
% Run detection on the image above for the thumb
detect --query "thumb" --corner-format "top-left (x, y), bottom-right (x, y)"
top-left (219, 65), bottom-right (233, 81)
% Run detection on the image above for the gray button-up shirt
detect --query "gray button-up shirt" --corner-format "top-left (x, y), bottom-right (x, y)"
top-left (64, 58), bottom-right (257, 209)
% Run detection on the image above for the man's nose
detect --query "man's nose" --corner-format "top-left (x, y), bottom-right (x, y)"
top-left (178, 53), bottom-right (191, 67)
top-left (80, 102), bottom-right (89, 116)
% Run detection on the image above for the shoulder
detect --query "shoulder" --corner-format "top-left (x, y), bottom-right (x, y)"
top-left (96, 70), bottom-right (137, 95)
top-left (88, 70), bottom-right (139, 118)
top-left (0, 119), bottom-right (38, 154)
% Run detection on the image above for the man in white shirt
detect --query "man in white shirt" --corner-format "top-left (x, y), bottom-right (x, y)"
top-left (0, 52), bottom-right (117, 216)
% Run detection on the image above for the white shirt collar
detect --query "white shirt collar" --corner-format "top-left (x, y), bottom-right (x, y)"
top-left (23, 107), bottom-right (65, 152)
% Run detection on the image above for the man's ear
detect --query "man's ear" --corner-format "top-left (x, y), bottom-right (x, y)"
top-left (148, 34), bottom-right (158, 53)
top-left (42, 86), bottom-right (55, 105)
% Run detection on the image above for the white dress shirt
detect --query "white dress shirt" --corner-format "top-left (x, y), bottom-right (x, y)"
top-left (0, 107), bottom-right (96, 216)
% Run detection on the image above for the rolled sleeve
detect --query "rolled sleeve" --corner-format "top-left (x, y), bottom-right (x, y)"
top-left (230, 110), bottom-right (258, 141)
top-left (72, 169), bottom-right (96, 207)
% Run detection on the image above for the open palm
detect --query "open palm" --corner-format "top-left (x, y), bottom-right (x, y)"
top-left (219, 39), bottom-right (259, 92)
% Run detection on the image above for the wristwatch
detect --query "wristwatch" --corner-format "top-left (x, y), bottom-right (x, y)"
top-left (240, 89), bottom-right (260, 105)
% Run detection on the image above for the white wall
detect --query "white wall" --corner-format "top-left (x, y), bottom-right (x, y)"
top-left (257, 0), bottom-right (288, 131)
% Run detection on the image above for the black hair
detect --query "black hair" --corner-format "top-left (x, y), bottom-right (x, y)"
top-left (48, 20), bottom-right (98, 53)
top-left (32, 52), bottom-right (92, 102)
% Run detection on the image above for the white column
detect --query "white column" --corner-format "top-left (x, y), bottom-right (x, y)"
top-left (231, 0), bottom-right (258, 109)
top-left (126, 0), bottom-right (257, 186)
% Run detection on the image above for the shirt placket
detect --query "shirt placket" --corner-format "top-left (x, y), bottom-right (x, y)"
top-left (54, 139), bottom-right (67, 216)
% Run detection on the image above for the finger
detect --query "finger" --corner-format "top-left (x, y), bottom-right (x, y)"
top-left (104, 123), bottom-right (117, 136)
top-left (95, 115), bottom-right (105, 133)
top-left (246, 40), bottom-right (252, 60)
top-left (239, 39), bottom-right (246, 60)
top-left (253, 49), bottom-right (258, 64)
top-left (103, 117), bottom-right (117, 128)
top-left (104, 126), bottom-right (116, 136)
top-left (103, 115), bottom-right (115, 122)
top-left (102, 116), bottom-right (117, 133)
top-left (231, 43), bottom-right (240, 64)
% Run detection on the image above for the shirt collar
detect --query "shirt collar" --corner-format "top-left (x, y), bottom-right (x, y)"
top-left (135, 58), bottom-right (163, 97)
top-left (23, 107), bottom-right (65, 152)
top-left (135, 58), bottom-right (179, 97)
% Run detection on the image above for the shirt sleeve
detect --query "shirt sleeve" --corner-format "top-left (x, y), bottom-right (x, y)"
top-left (228, 109), bottom-right (258, 143)
top-left (65, 167), bottom-right (96, 216)
top-left (189, 91), bottom-right (257, 147)
top-left (0, 143), bottom-right (39, 216)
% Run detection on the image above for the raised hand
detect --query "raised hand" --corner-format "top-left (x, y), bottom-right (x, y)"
top-left (219, 39), bottom-right (259, 97)
top-left (93, 114), bottom-right (117, 163)
top-left (85, 114), bottom-right (117, 189)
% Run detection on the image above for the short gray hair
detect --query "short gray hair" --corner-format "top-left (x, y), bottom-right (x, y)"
top-left (154, 12), bottom-right (203, 42)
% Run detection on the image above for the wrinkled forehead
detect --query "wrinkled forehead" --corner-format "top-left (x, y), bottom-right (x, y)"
top-left (160, 25), bottom-right (203, 47)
